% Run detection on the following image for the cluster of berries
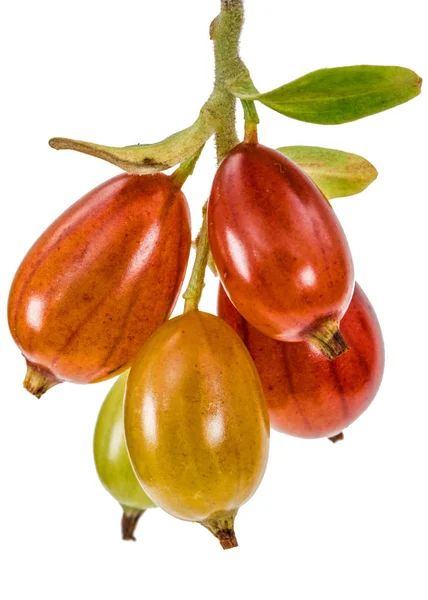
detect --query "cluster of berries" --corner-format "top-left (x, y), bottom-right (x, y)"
top-left (7, 137), bottom-right (384, 548)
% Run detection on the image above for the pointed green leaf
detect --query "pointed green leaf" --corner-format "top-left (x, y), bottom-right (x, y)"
top-left (49, 109), bottom-right (216, 174)
top-left (277, 146), bottom-right (378, 199)
top-left (228, 66), bottom-right (422, 124)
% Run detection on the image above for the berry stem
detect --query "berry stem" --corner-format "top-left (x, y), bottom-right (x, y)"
top-left (183, 0), bottom-right (244, 312)
top-left (183, 203), bottom-right (210, 312)
top-left (242, 99), bottom-right (259, 144)
top-left (170, 145), bottom-right (205, 188)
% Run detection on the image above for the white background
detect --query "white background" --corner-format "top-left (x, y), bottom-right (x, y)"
top-left (1, 1), bottom-right (427, 598)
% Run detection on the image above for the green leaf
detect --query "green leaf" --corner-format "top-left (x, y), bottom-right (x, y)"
top-left (49, 109), bottom-right (216, 174)
top-left (277, 146), bottom-right (378, 199)
top-left (227, 66), bottom-right (422, 124)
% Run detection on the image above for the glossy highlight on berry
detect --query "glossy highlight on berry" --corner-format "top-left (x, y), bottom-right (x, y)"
top-left (218, 282), bottom-right (384, 439)
top-left (6, 0), bottom-right (420, 555)
top-left (94, 371), bottom-right (156, 540)
top-left (8, 173), bottom-right (191, 397)
top-left (124, 311), bottom-right (270, 549)
top-left (208, 142), bottom-right (355, 359)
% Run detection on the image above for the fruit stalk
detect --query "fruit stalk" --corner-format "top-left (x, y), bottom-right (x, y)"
top-left (181, 0), bottom-right (249, 549)
top-left (183, 0), bottom-right (242, 314)
top-left (183, 203), bottom-right (210, 312)
top-left (242, 100), bottom-right (259, 143)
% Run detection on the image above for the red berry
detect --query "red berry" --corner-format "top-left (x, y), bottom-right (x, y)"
top-left (8, 173), bottom-right (191, 396)
top-left (218, 282), bottom-right (384, 439)
top-left (208, 143), bottom-right (354, 359)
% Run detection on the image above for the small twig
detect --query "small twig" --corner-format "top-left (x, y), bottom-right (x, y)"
top-left (182, 0), bottom-right (244, 312)
top-left (183, 203), bottom-right (210, 312)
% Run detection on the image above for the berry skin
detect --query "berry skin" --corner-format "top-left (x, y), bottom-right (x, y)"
top-left (94, 371), bottom-right (156, 541)
top-left (124, 311), bottom-right (270, 549)
top-left (8, 173), bottom-right (191, 396)
top-left (218, 282), bottom-right (384, 439)
top-left (208, 142), bottom-right (354, 359)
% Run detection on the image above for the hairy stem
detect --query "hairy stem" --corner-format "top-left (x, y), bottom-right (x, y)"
top-left (211, 0), bottom-right (243, 160)
top-left (183, 204), bottom-right (210, 312)
top-left (183, 1), bottom-right (243, 311)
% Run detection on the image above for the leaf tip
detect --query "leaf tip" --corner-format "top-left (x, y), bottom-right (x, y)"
top-left (365, 159), bottom-right (378, 183)
top-left (49, 137), bottom-right (67, 150)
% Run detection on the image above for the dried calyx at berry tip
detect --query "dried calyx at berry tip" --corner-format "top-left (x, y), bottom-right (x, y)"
top-left (9, 173), bottom-right (191, 398)
top-left (124, 312), bottom-right (269, 551)
top-left (218, 282), bottom-right (385, 440)
top-left (304, 318), bottom-right (350, 360)
top-left (94, 372), bottom-right (156, 541)
top-left (201, 510), bottom-right (239, 550)
top-left (121, 508), bottom-right (145, 542)
top-left (208, 143), bottom-right (355, 356)
top-left (23, 361), bottom-right (61, 398)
